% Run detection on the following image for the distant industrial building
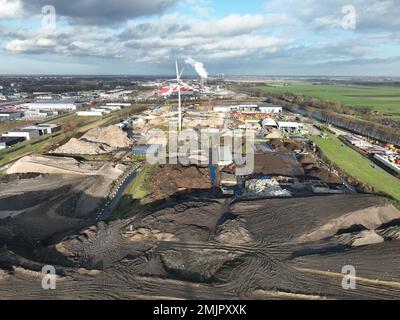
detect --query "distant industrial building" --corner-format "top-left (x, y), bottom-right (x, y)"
top-left (1, 123), bottom-right (61, 143)
top-left (278, 122), bottom-right (304, 131)
top-left (106, 103), bottom-right (131, 107)
top-left (23, 110), bottom-right (53, 119)
top-left (0, 136), bottom-right (25, 150)
top-left (262, 118), bottom-right (278, 128)
top-left (213, 104), bottom-right (282, 114)
top-left (259, 103), bottom-right (282, 113)
top-left (91, 108), bottom-right (111, 114)
top-left (2, 129), bottom-right (40, 141)
top-left (0, 111), bottom-right (23, 121)
top-left (100, 105), bottom-right (121, 111)
top-left (22, 124), bottom-right (61, 135)
top-left (21, 102), bottom-right (77, 111)
top-left (76, 110), bottom-right (105, 117)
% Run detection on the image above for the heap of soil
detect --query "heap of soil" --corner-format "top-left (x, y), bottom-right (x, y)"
top-left (81, 126), bottom-right (132, 148)
top-left (150, 165), bottom-right (212, 200)
top-left (1, 194), bottom-right (400, 299)
top-left (305, 167), bottom-right (341, 184)
top-left (250, 153), bottom-right (305, 177)
top-left (269, 139), bottom-right (302, 152)
top-left (297, 154), bottom-right (341, 184)
top-left (54, 138), bottom-right (112, 155)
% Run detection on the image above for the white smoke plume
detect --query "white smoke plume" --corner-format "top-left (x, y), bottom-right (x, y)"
top-left (185, 57), bottom-right (208, 79)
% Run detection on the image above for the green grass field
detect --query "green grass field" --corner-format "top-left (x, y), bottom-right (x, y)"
top-left (310, 134), bottom-right (400, 202)
top-left (111, 165), bottom-right (157, 219)
top-left (261, 84), bottom-right (400, 116)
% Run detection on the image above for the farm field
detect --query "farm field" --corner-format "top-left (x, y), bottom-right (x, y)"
top-left (261, 84), bottom-right (400, 116)
top-left (310, 134), bottom-right (400, 202)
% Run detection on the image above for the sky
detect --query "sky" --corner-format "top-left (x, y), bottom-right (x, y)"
top-left (0, 0), bottom-right (399, 76)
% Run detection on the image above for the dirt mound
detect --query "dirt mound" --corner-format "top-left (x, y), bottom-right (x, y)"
top-left (1, 194), bottom-right (400, 299)
top-left (160, 248), bottom-right (241, 282)
top-left (305, 167), bottom-right (341, 184)
top-left (215, 218), bottom-right (253, 245)
top-left (6, 155), bottom-right (81, 175)
top-left (337, 230), bottom-right (384, 247)
top-left (297, 154), bottom-right (318, 166)
top-left (81, 125), bottom-right (132, 148)
top-left (296, 203), bottom-right (400, 243)
top-left (248, 153), bottom-right (304, 177)
top-left (269, 139), bottom-right (302, 152)
top-left (53, 138), bottom-right (112, 155)
top-left (150, 165), bottom-right (212, 200)
top-left (6, 155), bottom-right (123, 176)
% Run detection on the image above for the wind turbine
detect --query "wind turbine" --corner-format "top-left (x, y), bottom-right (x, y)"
top-left (165, 60), bottom-right (196, 131)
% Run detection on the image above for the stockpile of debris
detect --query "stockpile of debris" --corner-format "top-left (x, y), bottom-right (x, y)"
top-left (243, 178), bottom-right (292, 198)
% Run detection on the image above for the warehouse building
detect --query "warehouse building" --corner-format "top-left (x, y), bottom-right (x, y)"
top-left (2, 129), bottom-right (40, 141)
top-left (22, 124), bottom-right (61, 135)
top-left (76, 111), bottom-right (105, 117)
top-left (259, 103), bottom-right (283, 113)
top-left (278, 122), bottom-right (304, 131)
top-left (0, 111), bottom-right (23, 121)
top-left (0, 136), bottom-right (25, 150)
top-left (21, 102), bottom-right (77, 111)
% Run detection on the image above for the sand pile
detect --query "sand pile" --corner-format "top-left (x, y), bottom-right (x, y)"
top-left (6, 155), bottom-right (81, 175)
top-left (81, 125), bottom-right (132, 148)
top-left (337, 230), bottom-right (384, 247)
top-left (53, 125), bottom-right (132, 155)
top-left (296, 203), bottom-right (400, 243)
top-left (54, 138), bottom-right (112, 155)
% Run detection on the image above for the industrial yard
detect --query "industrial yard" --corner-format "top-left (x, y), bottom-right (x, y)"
top-left (0, 70), bottom-right (399, 301)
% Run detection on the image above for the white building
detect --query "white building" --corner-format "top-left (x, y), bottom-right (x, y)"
top-left (106, 103), bottom-right (131, 107)
top-left (262, 118), bottom-right (278, 128)
top-left (214, 105), bottom-right (233, 113)
top-left (277, 122), bottom-right (304, 130)
top-left (100, 105), bottom-right (121, 111)
top-left (0, 111), bottom-right (23, 121)
top-left (76, 111), bottom-right (105, 117)
top-left (91, 108), bottom-right (111, 114)
top-left (23, 110), bottom-right (54, 119)
top-left (2, 129), bottom-right (40, 141)
top-left (22, 124), bottom-right (61, 135)
top-left (259, 105), bottom-right (282, 113)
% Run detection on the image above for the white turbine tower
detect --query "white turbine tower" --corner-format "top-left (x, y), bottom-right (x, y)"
top-left (176, 60), bottom-right (183, 131)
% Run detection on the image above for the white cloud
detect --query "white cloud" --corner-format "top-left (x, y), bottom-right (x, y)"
top-left (0, 0), bottom-right (23, 19)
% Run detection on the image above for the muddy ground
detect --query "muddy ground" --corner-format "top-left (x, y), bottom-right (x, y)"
top-left (0, 193), bottom-right (399, 300)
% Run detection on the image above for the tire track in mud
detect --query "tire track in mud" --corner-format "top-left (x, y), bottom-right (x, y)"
top-left (1, 195), bottom-right (400, 299)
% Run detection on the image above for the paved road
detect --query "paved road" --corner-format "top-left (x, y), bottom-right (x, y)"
top-left (96, 168), bottom-right (141, 221)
